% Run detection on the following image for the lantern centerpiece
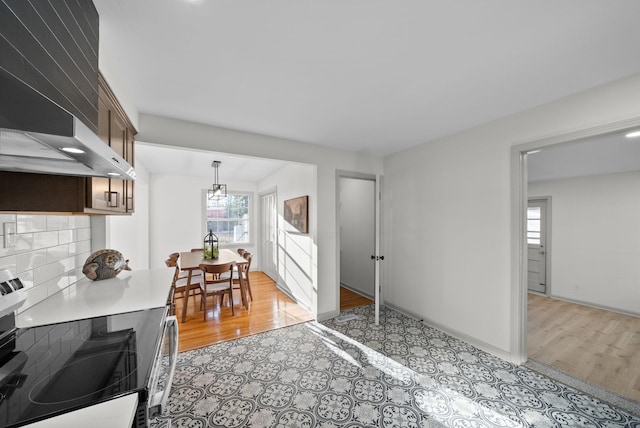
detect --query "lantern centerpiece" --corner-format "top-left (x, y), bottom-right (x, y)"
top-left (203, 229), bottom-right (219, 259)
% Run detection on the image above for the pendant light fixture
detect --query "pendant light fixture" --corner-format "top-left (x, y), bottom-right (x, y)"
top-left (207, 160), bottom-right (227, 200)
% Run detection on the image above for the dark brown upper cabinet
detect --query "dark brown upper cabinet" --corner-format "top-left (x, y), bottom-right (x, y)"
top-left (86, 74), bottom-right (137, 214)
top-left (0, 74), bottom-right (137, 214)
top-left (0, 2), bottom-right (137, 214)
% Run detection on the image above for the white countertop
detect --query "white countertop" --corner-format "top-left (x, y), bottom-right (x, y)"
top-left (16, 268), bottom-right (173, 328)
top-left (23, 393), bottom-right (138, 428)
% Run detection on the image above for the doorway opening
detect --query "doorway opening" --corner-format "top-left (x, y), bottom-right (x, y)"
top-left (512, 119), bottom-right (640, 404)
top-left (527, 197), bottom-right (550, 295)
top-left (337, 173), bottom-right (379, 314)
top-left (259, 190), bottom-right (278, 281)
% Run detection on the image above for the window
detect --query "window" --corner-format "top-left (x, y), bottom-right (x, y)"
top-left (205, 193), bottom-right (251, 245)
top-left (527, 206), bottom-right (541, 244)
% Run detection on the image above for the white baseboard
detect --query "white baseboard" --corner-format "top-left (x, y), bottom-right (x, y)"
top-left (316, 309), bottom-right (341, 322)
top-left (548, 294), bottom-right (640, 318)
top-left (340, 283), bottom-right (374, 301)
top-left (384, 303), bottom-right (517, 364)
top-left (275, 282), bottom-right (312, 313)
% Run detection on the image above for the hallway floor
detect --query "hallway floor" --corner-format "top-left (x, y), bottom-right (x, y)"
top-left (528, 293), bottom-right (640, 403)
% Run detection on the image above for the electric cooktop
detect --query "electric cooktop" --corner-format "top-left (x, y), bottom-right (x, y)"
top-left (0, 307), bottom-right (166, 428)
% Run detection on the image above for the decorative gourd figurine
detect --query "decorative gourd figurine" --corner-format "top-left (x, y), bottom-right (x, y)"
top-left (82, 249), bottom-right (131, 281)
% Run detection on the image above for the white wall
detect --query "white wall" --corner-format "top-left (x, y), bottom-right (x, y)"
top-left (97, 158), bottom-right (151, 270)
top-left (258, 163), bottom-right (316, 311)
top-left (137, 115), bottom-right (384, 319)
top-left (339, 177), bottom-right (375, 298)
top-left (529, 171), bottom-right (640, 315)
top-left (147, 173), bottom-right (257, 270)
top-left (383, 72), bottom-right (640, 358)
top-left (98, 42), bottom-right (139, 130)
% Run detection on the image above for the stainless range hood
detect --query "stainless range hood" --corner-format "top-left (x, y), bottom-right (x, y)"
top-left (0, 70), bottom-right (135, 180)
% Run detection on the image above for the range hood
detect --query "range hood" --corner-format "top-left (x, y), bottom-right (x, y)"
top-left (0, 70), bottom-right (135, 180)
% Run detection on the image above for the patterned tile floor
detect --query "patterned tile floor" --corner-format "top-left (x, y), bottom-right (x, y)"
top-left (152, 305), bottom-right (640, 427)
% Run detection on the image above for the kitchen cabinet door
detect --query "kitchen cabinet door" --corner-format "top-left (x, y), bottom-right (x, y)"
top-left (110, 112), bottom-right (127, 212)
top-left (87, 85), bottom-right (116, 212)
top-left (86, 75), bottom-right (136, 214)
top-left (125, 128), bottom-right (135, 213)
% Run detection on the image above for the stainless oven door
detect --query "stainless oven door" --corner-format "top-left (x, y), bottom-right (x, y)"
top-left (147, 314), bottom-right (178, 419)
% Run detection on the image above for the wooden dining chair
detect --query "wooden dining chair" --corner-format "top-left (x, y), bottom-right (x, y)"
top-left (241, 252), bottom-right (253, 300)
top-left (199, 262), bottom-right (236, 320)
top-left (165, 258), bottom-right (204, 309)
top-left (220, 252), bottom-right (253, 301)
top-left (168, 252), bottom-right (203, 280)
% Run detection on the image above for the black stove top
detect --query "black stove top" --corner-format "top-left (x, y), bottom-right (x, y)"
top-left (0, 307), bottom-right (166, 428)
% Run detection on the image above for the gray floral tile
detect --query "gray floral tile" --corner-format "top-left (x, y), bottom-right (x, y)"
top-left (151, 305), bottom-right (640, 427)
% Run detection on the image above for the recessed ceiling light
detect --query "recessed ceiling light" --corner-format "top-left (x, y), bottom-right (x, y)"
top-left (625, 130), bottom-right (640, 138)
top-left (108, 172), bottom-right (121, 176)
top-left (61, 147), bottom-right (85, 154)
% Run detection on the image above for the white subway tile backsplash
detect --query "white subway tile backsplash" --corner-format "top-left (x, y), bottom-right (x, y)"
top-left (76, 254), bottom-right (89, 271)
top-left (34, 263), bottom-right (62, 286)
top-left (17, 250), bottom-right (47, 273)
top-left (46, 245), bottom-right (69, 264)
top-left (0, 255), bottom-right (17, 273)
top-left (59, 229), bottom-right (73, 245)
top-left (68, 216), bottom-right (89, 229)
top-left (0, 214), bottom-right (17, 223)
top-left (15, 233), bottom-right (34, 251)
top-left (16, 215), bottom-right (47, 233)
top-left (0, 233), bottom-right (34, 258)
top-left (2, 214), bottom-right (93, 312)
top-left (47, 216), bottom-right (69, 231)
top-left (18, 270), bottom-right (34, 288)
top-left (23, 284), bottom-right (49, 310)
top-left (65, 267), bottom-right (83, 285)
top-left (69, 240), bottom-right (90, 256)
top-left (33, 231), bottom-right (59, 249)
top-left (76, 228), bottom-right (91, 241)
top-left (46, 275), bottom-right (69, 297)
top-left (59, 256), bottom-right (76, 273)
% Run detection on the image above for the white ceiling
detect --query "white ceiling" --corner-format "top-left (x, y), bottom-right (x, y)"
top-left (135, 143), bottom-right (289, 180)
top-left (527, 131), bottom-right (640, 182)
top-left (94, 0), bottom-right (640, 158)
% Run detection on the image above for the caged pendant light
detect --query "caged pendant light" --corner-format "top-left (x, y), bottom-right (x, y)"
top-left (207, 160), bottom-right (227, 200)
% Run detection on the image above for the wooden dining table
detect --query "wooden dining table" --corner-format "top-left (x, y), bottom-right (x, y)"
top-left (178, 249), bottom-right (249, 322)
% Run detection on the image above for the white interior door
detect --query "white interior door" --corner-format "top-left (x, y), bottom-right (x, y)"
top-left (260, 192), bottom-right (278, 281)
top-left (527, 199), bottom-right (548, 293)
top-left (337, 173), bottom-right (382, 324)
top-left (339, 178), bottom-right (375, 298)
top-left (374, 174), bottom-right (381, 325)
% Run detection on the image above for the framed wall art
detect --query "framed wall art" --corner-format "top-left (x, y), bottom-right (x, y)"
top-left (284, 195), bottom-right (309, 234)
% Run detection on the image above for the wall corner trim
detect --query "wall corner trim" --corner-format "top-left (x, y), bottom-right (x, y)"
top-left (316, 309), bottom-right (341, 322)
top-left (384, 303), bottom-right (519, 364)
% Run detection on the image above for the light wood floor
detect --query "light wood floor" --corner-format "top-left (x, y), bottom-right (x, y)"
top-left (340, 286), bottom-right (374, 310)
top-left (175, 275), bottom-right (375, 352)
top-left (175, 271), bottom-right (313, 352)
top-left (528, 293), bottom-right (640, 402)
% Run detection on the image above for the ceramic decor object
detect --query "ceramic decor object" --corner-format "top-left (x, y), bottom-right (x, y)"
top-left (82, 249), bottom-right (131, 281)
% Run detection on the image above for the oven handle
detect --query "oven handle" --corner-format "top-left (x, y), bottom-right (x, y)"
top-left (149, 315), bottom-right (178, 416)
